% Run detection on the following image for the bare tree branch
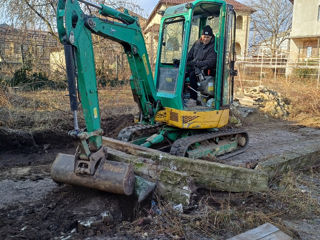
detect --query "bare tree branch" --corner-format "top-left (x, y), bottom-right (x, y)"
top-left (22, 0), bottom-right (58, 41)
top-left (245, 0), bottom-right (293, 56)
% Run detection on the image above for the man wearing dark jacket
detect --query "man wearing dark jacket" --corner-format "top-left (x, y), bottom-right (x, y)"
top-left (186, 25), bottom-right (217, 104)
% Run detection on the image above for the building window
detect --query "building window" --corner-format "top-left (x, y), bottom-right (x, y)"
top-left (236, 16), bottom-right (243, 30)
top-left (14, 43), bottom-right (20, 54)
top-left (235, 42), bottom-right (241, 56)
top-left (306, 47), bottom-right (313, 58)
top-left (318, 5), bottom-right (320, 21)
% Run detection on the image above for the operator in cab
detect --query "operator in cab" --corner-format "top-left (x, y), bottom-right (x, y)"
top-left (186, 25), bottom-right (217, 107)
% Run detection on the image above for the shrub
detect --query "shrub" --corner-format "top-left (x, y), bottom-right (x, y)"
top-left (293, 68), bottom-right (318, 79)
top-left (6, 61), bottom-right (67, 90)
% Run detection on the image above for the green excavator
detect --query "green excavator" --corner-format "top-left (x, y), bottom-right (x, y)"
top-left (51, 0), bottom-right (249, 198)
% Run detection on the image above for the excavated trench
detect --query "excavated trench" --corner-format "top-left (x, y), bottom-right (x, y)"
top-left (0, 114), bottom-right (140, 239)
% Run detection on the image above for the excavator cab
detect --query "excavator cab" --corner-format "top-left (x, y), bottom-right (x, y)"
top-left (155, 1), bottom-right (237, 114)
top-left (153, 1), bottom-right (238, 132)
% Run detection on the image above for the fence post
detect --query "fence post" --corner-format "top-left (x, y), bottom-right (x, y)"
top-left (286, 61), bottom-right (289, 83)
top-left (317, 57), bottom-right (320, 89)
top-left (260, 50), bottom-right (264, 86)
top-left (274, 50), bottom-right (278, 82)
top-left (318, 38), bottom-right (320, 89)
top-left (236, 61), bottom-right (244, 93)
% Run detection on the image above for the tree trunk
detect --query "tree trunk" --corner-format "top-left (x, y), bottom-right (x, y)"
top-left (102, 137), bottom-right (269, 204)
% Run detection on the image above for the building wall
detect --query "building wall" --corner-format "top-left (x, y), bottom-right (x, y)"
top-left (291, 0), bottom-right (320, 38)
top-left (50, 49), bottom-right (65, 73)
top-left (144, 5), bottom-right (168, 69)
top-left (145, 29), bottom-right (160, 69)
top-left (234, 11), bottom-right (251, 57)
top-left (0, 25), bottom-right (58, 79)
top-left (287, 0), bottom-right (320, 74)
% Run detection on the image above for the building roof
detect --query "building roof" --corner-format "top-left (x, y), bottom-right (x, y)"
top-left (0, 23), bottom-right (10, 28)
top-left (144, 24), bottom-right (160, 34)
top-left (226, 0), bottom-right (255, 12)
top-left (290, 34), bottom-right (320, 39)
top-left (145, 0), bottom-right (255, 29)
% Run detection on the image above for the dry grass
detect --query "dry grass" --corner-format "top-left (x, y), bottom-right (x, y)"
top-left (0, 86), bottom-right (138, 130)
top-left (3, 75), bottom-right (320, 129)
top-left (118, 170), bottom-right (320, 239)
top-left (236, 76), bottom-right (320, 127)
top-left (0, 87), bottom-right (9, 108)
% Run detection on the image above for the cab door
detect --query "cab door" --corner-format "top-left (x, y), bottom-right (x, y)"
top-left (222, 5), bottom-right (237, 107)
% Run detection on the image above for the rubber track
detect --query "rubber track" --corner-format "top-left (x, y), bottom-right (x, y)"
top-left (117, 123), bottom-right (163, 142)
top-left (169, 128), bottom-right (249, 160)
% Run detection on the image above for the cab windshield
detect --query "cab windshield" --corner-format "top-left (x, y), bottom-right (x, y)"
top-left (157, 17), bottom-right (185, 93)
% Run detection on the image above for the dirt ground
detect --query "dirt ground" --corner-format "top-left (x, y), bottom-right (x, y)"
top-left (1, 112), bottom-right (320, 239)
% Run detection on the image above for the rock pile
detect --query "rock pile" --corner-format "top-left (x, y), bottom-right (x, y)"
top-left (237, 86), bottom-right (291, 119)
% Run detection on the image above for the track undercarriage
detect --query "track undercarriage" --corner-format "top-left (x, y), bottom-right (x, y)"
top-left (117, 124), bottom-right (249, 161)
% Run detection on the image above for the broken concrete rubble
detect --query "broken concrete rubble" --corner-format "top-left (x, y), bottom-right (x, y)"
top-left (236, 86), bottom-right (291, 119)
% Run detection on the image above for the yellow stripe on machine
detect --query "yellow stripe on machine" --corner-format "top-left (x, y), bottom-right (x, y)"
top-left (155, 107), bottom-right (229, 129)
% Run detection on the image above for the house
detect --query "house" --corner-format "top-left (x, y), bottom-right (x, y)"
top-left (0, 24), bottom-right (58, 79)
top-left (143, 0), bottom-right (255, 66)
top-left (51, 9), bottom-right (148, 79)
top-left (288, 0), bottom-right (320, 63)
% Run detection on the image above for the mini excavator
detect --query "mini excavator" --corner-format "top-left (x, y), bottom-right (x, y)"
top-left (51, 0), bottom-right (248, 197)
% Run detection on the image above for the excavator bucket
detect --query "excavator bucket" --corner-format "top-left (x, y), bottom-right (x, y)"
top-left (51, 153), bottom-right (156, 201)
top-left (51, 153), bottom-right (135, 195)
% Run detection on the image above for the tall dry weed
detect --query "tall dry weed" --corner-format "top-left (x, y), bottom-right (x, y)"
top-left (119, 169), bottom-right (320, 239)
top-left (0, 87), bottom-right (9, 107)
top-left (237, 76), bottom-right (320, 126)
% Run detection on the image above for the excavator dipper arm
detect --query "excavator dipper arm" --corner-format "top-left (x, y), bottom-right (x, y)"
top-left (56, 0), bottom-right (159, 158)
top-left (58, 0), bottom-right (157, 135)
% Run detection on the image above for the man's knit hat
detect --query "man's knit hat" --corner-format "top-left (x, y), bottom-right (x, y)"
top-left (202, 25), bottom-right (213, 36)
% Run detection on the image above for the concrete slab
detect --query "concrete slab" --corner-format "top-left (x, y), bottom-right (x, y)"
top-left (227, 223), bottom-right (292, 240)
top-left (225, 122), bottom-right (320, 170)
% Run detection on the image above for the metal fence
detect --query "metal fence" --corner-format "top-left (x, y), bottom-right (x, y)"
top-left (235, 55), bottom-right (320, 88)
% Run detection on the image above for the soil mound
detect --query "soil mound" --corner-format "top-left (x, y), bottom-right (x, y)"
top-left (0, 114), bottom-right (134, 152)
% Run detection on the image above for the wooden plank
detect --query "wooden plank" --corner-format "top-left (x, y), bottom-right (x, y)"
top-left (102, 136), bottom-right (160, 155)
top-left (227, 223), bottom-right (292, 240)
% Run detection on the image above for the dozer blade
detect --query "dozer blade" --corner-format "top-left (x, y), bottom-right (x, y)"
top-left (51, 153), bottom-right (135, 195)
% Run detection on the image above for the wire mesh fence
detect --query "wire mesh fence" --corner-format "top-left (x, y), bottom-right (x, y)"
top-left (235, 54), bottom-right (320, 89)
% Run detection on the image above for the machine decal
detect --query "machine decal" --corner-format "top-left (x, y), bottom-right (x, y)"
top-left (142, 54), bottom-right (149, 75)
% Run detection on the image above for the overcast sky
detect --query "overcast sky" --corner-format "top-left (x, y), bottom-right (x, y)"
top-left (135, 0), bottom-right (247, 16)
top-left (134, 0), bottom-right (158, 15)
